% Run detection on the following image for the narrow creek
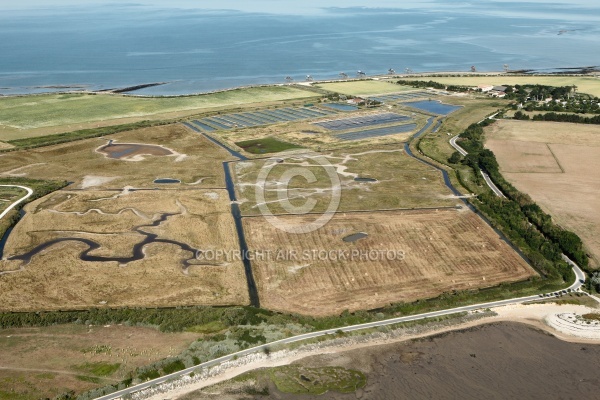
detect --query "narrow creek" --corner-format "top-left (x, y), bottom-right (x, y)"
top-left (183, 122), bottom-right (260, 307)
top-left (6, 211), bottom-right (203, 270)
top-left (0, 210), bottom-right (25, 259)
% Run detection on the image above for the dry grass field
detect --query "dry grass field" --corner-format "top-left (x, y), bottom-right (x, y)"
top-left (0, 141), bottom-right (14, 150)
top-left (486, 120), bottom-right (600, 268)
top-left (0, 324), bottom-right (197, 400)
top-left (487, 140), bottom-right (564, 174)
top-left (315, 80), bottom-right (412, 96)
top-left (233, 147), bottom-right (459, 216)
top-left (244, 208), bottom-right (535, 316)
top-left (0, 124), bottom-right (230, 189)
top-left (0, 189), bottom-right (249, 311)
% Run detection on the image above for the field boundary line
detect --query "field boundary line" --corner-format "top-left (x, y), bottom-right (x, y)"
top-left (546, 143), bottom-right (565, 173)
top-left (240, 206), bottom-right (461, 218)
top-left (67, 187), bottom-right (229, 192)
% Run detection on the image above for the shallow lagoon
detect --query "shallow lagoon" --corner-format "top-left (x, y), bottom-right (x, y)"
top-left (405, 100), bottom-right (462, 115)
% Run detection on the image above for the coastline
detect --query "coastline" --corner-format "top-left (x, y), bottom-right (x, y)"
top-left (136, 300), bottom-right (600, 400)
top-left (1, 67), bottom-right (598, 99)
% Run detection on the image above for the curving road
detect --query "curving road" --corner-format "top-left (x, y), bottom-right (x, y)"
top-left (449, 135), bottom-right (505, 197)
top-left (95, 260), bottom-right (585, 400)
top-left (0, 185), bottom-right (33, 220)
top-left (449, 135), bottom-right (468, 157)
top-left (480, 169), bottom-right (505, 198)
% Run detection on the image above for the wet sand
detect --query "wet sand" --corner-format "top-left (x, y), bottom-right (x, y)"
top-left (181, 322), bottom-right (600, 400)
top-left (296, 322), bottom-right (600, 399)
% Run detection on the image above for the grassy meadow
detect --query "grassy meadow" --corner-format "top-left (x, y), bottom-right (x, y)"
top-left (0, 86), bottom-right (317, 138)
top-left (236, 137), bottom-right (303, 154)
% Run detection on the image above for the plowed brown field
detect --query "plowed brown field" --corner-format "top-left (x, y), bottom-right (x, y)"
top-left (244, 208), bottom-right (535, 316)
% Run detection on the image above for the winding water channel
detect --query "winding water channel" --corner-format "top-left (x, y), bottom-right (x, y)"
top-left (6, 211), bottom-right (203, 270)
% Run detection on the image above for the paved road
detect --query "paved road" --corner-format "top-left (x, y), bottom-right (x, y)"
top-left (449, 111), bottom-right (498, 157)
top-left (96, 259), bottom-right (585, 400)
top-left (449, 135), bottom-right (505, 197)
top-left (449, 135), bottom-right (468, 156)
top-left (480, 170), bottom-right (506, 198)
top-left (0, 185), bottom-right (33, 220)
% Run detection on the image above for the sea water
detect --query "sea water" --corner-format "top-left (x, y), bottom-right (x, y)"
top-left (0, 1), bottom-right (599, 95)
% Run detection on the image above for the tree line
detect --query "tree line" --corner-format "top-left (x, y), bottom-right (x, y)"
top-left (453, 122), bottom-right (589, 276)
top-left (519, 111), bottom-right (600, 124)
top-left (514, 110), bottom-right (600, 124)
top-left (396, 79), bottom-right (471, 92)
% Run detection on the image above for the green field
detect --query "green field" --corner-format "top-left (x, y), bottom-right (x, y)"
top-left (269, 366), bottom-right (366, 395)
top-left (194, 365), bottom-right (366, 397)
top-left (405, 75), bottom-right (600, 96)
top-left (316, 80), bottom-right (412, 96)
top-left (236, 137), bottom-right (303, 154)
top-left (0, 86), bottom-right (317, 134)
top-left (73, 362), bottom-right (121, 377)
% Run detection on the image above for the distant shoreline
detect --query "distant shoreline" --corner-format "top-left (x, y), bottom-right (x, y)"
top-left (0, 66), bottom-right (598, 99)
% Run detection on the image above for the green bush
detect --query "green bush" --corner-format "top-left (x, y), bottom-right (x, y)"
top-left (162, 360), bottom-right (186, 375)
top-left (137, 368), bottom-right (160, 381)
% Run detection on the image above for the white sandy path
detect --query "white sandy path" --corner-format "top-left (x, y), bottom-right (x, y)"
top-left (0, 163), bottom-right (46, 177)
top-left (47, 198), bottom-right (188, 220)
top-left (81, 175), bottom-right (116, 189)
top-left (47, 207), bottom-right (151, 220)
top-left (186, 178), bottom-right (209, 186)
top-left (238, 149), bottom-right (399, 208)
top-left (88, 187), bottom-right (135, 202)
top-left (0, 185), bottom-right (33, 220)
top-left (141, 302), bottom-right (600, 400)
